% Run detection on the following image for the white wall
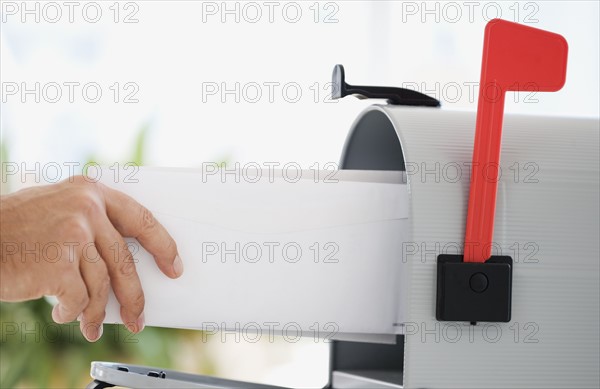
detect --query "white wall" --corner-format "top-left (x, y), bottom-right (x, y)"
top-left (2, 1), bottom-right (597, 174)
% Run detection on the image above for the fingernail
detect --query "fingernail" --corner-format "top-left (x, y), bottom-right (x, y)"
top-left (122, 307), bottom-right (141, 333)
top-left (52, 304), bottom-right (67, 324)
top-left (136, 312), bottom-right (145, 332)
top-left (51, 305), bottom-right (62, 323)
top-left (84, 324), bottom-right (102, 342)
top-left (126, 321), bottom-right (137, 333)
top-left (172, 255), bottom-right (184, 277)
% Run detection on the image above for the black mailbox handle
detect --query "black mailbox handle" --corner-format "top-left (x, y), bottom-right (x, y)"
top-left (331, 64), bottom-right (441, 107)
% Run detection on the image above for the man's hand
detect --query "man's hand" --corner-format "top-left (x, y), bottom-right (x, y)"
top-left (0, 176), bottom-right (183, 342)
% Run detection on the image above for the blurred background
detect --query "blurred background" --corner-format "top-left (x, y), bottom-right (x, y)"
top-left (1, 1), bottom-right (599, 388)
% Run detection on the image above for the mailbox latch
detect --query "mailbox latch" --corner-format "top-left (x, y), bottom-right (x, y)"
top-left (436, 254), bottom-right (512, 323)
top-left (331, 64), bottom-right (441, 107)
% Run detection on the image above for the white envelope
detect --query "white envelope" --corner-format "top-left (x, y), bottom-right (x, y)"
top-left (92, 167), bottom-right (409, 337)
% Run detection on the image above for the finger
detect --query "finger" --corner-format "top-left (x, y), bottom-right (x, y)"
top-left (95, 219), bottom-right (145, 334)
top-left (52, 270), bottom-right (89, 324)
top-left (100, 185), bottom-right (182, 278)
top-left (79, 244), bottom-right (109, 342)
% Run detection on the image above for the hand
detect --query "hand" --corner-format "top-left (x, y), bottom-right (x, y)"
top-left (0, 176), bottom-right (183, 341)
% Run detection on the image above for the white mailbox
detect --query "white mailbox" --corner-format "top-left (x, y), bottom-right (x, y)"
top-left (333, 101), bottom-right (599, 389)
top-left (87, 20), bottom-right (599, 389)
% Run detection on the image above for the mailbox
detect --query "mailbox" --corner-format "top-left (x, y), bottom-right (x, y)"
top-left (87, 20), bottom-right (599, 389)
top-left (332, 87), bottom-right (599, 389)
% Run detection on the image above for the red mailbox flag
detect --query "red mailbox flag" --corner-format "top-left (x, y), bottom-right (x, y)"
top-left (464, 19), bottom-right (568, 263)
